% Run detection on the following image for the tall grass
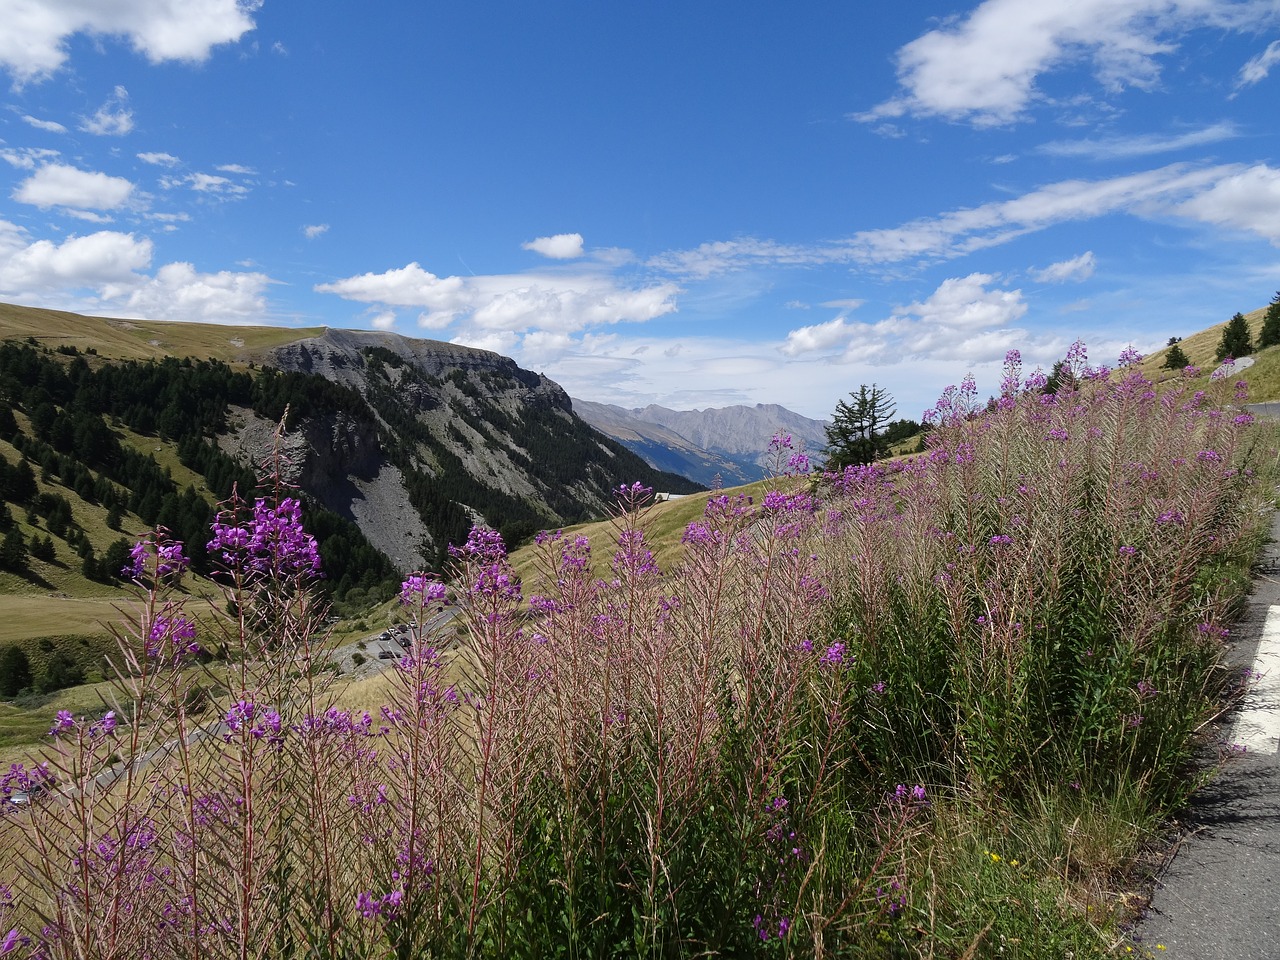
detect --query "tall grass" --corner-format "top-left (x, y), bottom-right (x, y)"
top-left (0, 348), bottom-right (1273, 958)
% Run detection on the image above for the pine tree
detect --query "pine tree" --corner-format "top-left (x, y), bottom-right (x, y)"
top-left (0, 645), bottom-right (32, 697)
top-left (1163, 342), bottom-right (1191, 370)
top-left (1215, 312), bottom-right (1253, 362)
top-left (1260, 292), bottom-right (1280, 349)
top-left (825, 384), bottom-right (897, 469)
top-left (0, 526), bottom-right (27, 573)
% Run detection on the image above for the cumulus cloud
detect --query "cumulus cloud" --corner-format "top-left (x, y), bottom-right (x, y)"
top-left (1175, 164), bottom-right (1280, 242)
top-left (1037, 121), bottom-right (1241, 159)
top-left (0, 218), bottom-right (270, 322)
top-left (781, 316), bottom-right (859, 356)
top-left (856, 0), bottom-right (1278, 126)
top-left (80, 86), bottom-right (133, 135)
top-left (0, 223), bottom-right (153, 297)
top-left (0, 0), bottom-right (260, 85)
top-left (12, 163), bottom-right (135, 211)
top-left (1031, 251), bottom-right (1097, 282)
top-left (137, 151), bottom-right (181, 166)
top-left (21, 114), bottom-right (66, 133)
top-left (522, 232), bottom-right (585, 259)
top-left (303, 223), bottom-right (329, 239)
top-left (1237, 39), bottom-right (1280, 87)
top-left (316, 262), bottom-right (679, 336)
top-left (121, 261), bottom-right (271, 322)
top-left (780, 274), bottom-right (1029, 366)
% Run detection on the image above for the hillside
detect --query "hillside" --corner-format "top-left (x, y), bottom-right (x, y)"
top-left (0, 302), bottom-right (700, 697)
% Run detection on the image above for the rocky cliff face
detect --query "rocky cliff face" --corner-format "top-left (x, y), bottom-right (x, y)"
top-left (254, 328), bottom-right (700, 569)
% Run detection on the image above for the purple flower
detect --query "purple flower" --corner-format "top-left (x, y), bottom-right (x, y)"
top-left (613, 482), bottom-right (654, 511)
top-left (819, 642), bottom-right (845, 669)
top-left (225, 700), bottom-right (255, 733)
top-left (49, 710), bottom-right (75, 736)
top-left (400, 574), bottom-right (447, 606)
top-left (146, 615), bottom-right (199, 659)
top-left (1117, 345), bottom-right (1144, 368)
top-left (209, 497), bottom-right (322, 579)
top-left (1, 928), bottom-right (22, 955)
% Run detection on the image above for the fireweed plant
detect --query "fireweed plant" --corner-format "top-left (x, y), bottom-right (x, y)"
top-left (0, 347), bottom-right (1274, 958)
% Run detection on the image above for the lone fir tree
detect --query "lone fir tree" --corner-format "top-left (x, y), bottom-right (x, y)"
top-left (1215, 312), bottom-right (1253, 362)
top-left (1163, 341), bottom-right (1191, 370)
top-left (1260, 292), bottom-right (1280, 349)
top-left (824, 384), bottom-right (896, 469)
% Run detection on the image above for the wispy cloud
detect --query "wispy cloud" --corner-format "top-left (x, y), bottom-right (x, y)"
top-left (21, 114), bottom-right (65, 134)
top-left (1030, 251), bottom-right (1097, 283)
top-left (303, 223), bottom-right (329, 240)
top-left (138, 151), bottom-right (181, 167)
top-left (1038, 122), bottom-right (1241, 159)
top-left (79, 86), bottom-right (134, 136)
top-left (1236, 39), bottom-right (1280, 88)
top-left (651, 163), bottom-right (1272, 276)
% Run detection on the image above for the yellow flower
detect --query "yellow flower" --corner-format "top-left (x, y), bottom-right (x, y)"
top-left (1157, 947), bottom-right (1166, 952)
top-left (1010, 859), bottom-right (1019, 866)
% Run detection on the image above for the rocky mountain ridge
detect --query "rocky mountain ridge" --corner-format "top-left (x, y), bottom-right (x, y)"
top-left (572, 399), bottom-right (828, 486)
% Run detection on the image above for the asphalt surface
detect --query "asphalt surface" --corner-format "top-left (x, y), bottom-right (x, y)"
top-left (1136, 509), bottom-right (1280, 958)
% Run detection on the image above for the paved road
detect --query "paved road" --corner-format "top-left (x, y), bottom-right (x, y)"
top-left (1136, 510), bottom-right (1280, 958)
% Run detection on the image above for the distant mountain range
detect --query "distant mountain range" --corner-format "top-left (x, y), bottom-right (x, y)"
top-left (572, 399), bottom-right (828, 487)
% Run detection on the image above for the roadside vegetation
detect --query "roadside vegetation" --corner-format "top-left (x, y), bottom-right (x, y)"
top-left (1, 342), bottom-right (1273, 958)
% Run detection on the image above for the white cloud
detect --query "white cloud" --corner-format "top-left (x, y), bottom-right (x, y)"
top-left (215, 163), bottom-right (255, 174)
top-left (0, 147), bottom-right (60, 170)
top-left (12, 163), bottom-right (135, 211)
top-left (121, 261), bottom-right (270, 322)
top-left (781, 316), bottom-right (859, 356)
top-left (1031, 251), bottom-right (1097, 282)
top-left (780, 274), bottom-right (1030, 366)
top-left (1237, 39), bottom-right (1280, 87)
top-left (303, 223), bottom-right (330, 239)
top-left (0, 224), bottom-right (153, 296)
top-left (79, 85), bottom-right (134, 136)
top-left (316, 262), bottom-right (679, 336)
top-left (648, 237), bottom-right (838, 279)
top-left (1038, 121), bottom-right (1241, 159)
top-left (1175, 164), bottom-right (1280, 242)
top-left (0, 0), bottom-right (259, 85)
top-left (21, 114), bottom-right (66, 133)
top-left (369, 311), bottom-right (396, 330)
top-left (856, 0), bottom-right (1279, 126)
top-left (137, 151), bottom-right (181, 166)
top-left (161, 172), bottom-right (249, 196)
top-left (647, 163), bottom-right (1280, 286)
top-left (522, 232), bottom-right (585, 259)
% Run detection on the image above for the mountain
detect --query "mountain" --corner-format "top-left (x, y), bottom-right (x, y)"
top-left (572, 400), bottom-right (828, 486)
top-left (0, 302), bottom-right (701, 594)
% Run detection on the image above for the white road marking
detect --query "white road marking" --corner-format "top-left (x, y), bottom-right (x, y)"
top-left (1231, 604), bottom-right (1280, 755)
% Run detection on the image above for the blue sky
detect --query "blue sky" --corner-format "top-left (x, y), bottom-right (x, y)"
top-left (1, 1), bottom-right (1278, 420)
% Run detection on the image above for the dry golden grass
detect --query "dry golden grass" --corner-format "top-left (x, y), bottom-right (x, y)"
top-left (0, 300), bottom-right (321, 364)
